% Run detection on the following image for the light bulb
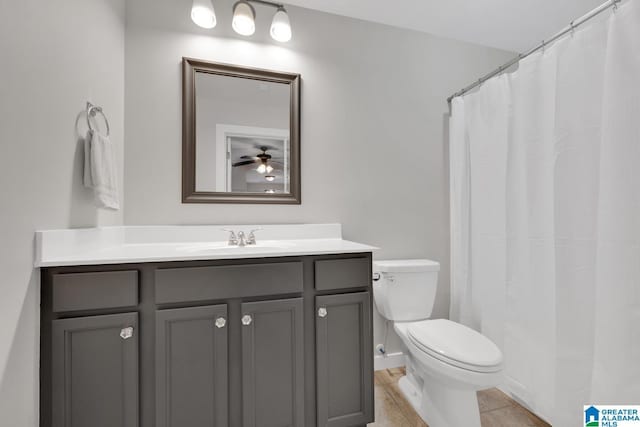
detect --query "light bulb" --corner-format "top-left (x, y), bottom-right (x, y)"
top-left (232, 1), bottom-right (256, 36)
top-left (191, 0), bottom-right (217, 29)
top-left (256, 164), bottom-right (267, 173)
top-left (266, 165), bottom-right (274, 173)
top-left (270, 7), bottom-right (291, 42)
top-left (265, 175), bottom-right (275, 182)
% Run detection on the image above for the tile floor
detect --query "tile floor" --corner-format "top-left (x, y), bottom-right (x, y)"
top-left (368, 368), bottom-right (550, 427)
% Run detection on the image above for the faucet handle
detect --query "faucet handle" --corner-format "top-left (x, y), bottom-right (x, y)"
top-left (223, 228), bottom-right (238, 246)
top-left (247, 228), bottom-right (262, 245)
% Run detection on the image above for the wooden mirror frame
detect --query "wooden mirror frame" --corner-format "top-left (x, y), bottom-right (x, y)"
top-left (182, 57), bottom-right (301, 204)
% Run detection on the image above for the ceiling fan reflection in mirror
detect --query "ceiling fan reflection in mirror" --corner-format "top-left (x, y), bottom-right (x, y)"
top-left (232, 145), bottom-right (282, 174)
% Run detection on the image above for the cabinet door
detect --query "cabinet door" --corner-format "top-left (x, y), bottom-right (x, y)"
top-left (241, 298), bottom-right (304, 427)
top-left (316, 292), bottom-right (373, 427)
top-left (52, 312), bottom-right (138, 427)
top-left (156, 305), bottom-right (228, 427)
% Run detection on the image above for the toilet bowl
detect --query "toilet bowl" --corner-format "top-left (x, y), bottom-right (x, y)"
top-left (373, 260), bottom-right (504, 427)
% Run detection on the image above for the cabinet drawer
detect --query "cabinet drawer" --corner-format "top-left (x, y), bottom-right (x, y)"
top-left (155, 261), bottom-right (303, 304)
top-left (52, 270), bottom-right (139, 312)
top-left (314, 257), bottom-right (371, 291)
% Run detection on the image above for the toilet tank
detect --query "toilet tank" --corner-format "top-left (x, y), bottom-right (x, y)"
top-left (372, 259), bottom-right (440, 322)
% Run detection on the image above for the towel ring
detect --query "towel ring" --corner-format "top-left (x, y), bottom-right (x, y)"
top-left (86, 102), bottom-right (110, 137)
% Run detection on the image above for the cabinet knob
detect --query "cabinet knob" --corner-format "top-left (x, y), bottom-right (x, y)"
top-left (215, 317), bottom-right (226, 328)
top-left (120, 326), bottom-right (134, 340)
top-left (318, 307), bottom-right (328, 318)
top-left (241, 314), bottom-right (253, 326)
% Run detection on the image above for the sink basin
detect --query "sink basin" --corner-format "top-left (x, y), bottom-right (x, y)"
top-left (176, 240), bottom-right (296, 253)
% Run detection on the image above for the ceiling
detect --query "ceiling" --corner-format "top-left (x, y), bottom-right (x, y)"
top-left (285, 0), bottom-right (605, 52)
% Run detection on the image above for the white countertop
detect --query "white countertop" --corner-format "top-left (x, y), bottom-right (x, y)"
top-left (35, 224), bottom-right (378, 267)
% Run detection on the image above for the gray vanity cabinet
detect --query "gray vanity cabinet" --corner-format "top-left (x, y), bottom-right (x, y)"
top-left (41, 253), bottom-right (374, 427)
top-left (155, 305), bottom-right (228, 427)
top-left (241, 298), bottom-right (305, 427)
top-left (315, 292), bottom-right (373, 427)
top-left (51, 312), bottom-right (138, 427)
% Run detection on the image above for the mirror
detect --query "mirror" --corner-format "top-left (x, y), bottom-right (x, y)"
top-left (182, 58), bottom-right (300, 204)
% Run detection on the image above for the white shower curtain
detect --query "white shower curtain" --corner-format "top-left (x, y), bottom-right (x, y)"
top-left (450, 2), bottom-right (640, 425)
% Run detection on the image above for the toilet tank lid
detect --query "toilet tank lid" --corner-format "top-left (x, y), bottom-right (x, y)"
top-left (373, 259), bottom-right (440, 273)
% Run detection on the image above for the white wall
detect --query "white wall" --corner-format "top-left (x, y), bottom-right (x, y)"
top-left (125, 0), bottom-right (513, 354)
top-left (0, 0), bottom-right (125, 424)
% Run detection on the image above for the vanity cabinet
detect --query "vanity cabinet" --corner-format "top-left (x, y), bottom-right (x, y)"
top-left (40, 254), bottom-right (373, 427)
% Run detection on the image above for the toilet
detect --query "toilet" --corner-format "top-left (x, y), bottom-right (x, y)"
top-left (373, 259), bottom-right (504, 427)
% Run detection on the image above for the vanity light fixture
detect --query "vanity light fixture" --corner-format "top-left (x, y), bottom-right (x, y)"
top-left (265, 175), bottom-right (276, 182)
top-left (191, 0), bottom-right (217, 29)
top-left (193, 0), bottom-right (292, 42)
top-left (270, 6), bottom-right (292, 42)
top-left (232, 1), bottom-right (256, 36)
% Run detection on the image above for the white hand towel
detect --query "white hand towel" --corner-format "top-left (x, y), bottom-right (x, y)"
top-left (83, 129), bottom-right (120, 210)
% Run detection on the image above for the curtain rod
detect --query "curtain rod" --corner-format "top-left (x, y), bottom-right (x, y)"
top-left (447, 0), bottom-right (623, 104)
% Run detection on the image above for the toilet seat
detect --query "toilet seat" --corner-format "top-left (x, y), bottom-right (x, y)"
top-left (407, 319), bottom-right (503, 373)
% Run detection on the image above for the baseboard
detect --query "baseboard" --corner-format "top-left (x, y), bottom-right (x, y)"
top-left (374, 352), bottom-right (407, 371)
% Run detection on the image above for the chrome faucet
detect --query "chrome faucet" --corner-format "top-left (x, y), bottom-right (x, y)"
top-left (224, 228), bottom-right (260, 246)
top-left (237, 231), bottom-right (247, 247)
